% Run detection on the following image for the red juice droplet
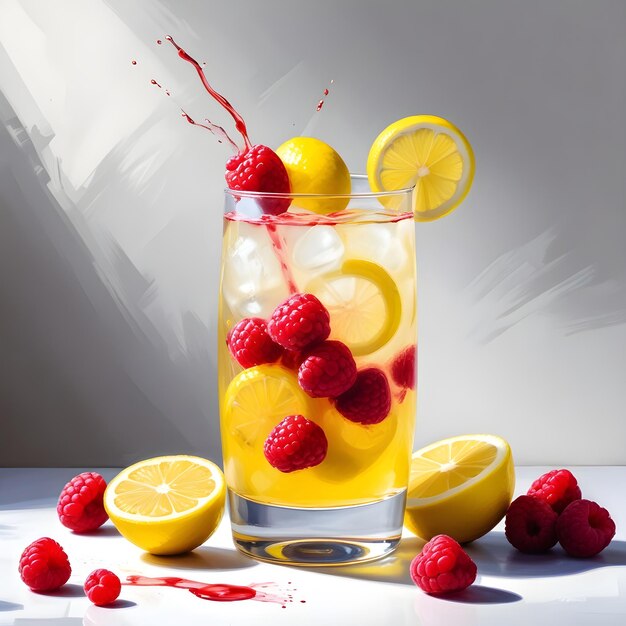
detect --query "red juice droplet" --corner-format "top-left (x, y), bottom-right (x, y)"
top-left (151, 79), bottom-right (162, 88)
top-left (164, 35), bottom-right (251, 151)
top-left (316, 80), bottom-right (333, 112)
top-left (156, 39), bottom-right (162, 45)
top-left (131, 60), bottom-right (137, 65)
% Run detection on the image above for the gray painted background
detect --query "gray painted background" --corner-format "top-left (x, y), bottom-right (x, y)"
top-left (1, 0), bottom-right (625, 467)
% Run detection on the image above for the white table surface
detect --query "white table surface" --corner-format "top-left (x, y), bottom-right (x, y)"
top-left (1, 466), bottom-right (625, 626)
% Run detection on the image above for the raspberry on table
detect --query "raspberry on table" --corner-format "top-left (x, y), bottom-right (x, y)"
top-left (263, 414), bottom-right (328, 473)
top-left (527, 468), bottom-right (582, 514)
top-left (18, 537), bottom-right (72, 591)
top-left (227, 317), bottom-right (283, 369)
top-left (391, 345), bottom-right (417, 390)
top-left (225, 144), bottom-right (291, 216)
top-left (268, 293), bottom-right (331, 351)
top-left (335, 368), bottom-right (391, 424)
top-left (84, 569), bottom-right (121, 606)
top-left (57, 472), bottom-right (108, 533)
top-left (410, 534), bottom-right (477, 594)
top-left (298, 340), bottom-right (357, 398)
top-left (556, 499), bottom-right (616, 558)
top-left (505, 495), bottom-right (558, 553)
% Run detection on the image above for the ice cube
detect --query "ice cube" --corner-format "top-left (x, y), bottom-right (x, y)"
top-left (343, 222), bottom-right (408, 270)
top-left (292, 225), bottom-right (344, 272)
top-left (222, 227), bottom-right (290, 318)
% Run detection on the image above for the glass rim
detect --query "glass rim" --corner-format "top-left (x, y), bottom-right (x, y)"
top-left (224, 173), bottom-right (414, 200)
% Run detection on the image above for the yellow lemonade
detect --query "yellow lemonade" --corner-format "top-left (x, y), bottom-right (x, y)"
top-left (218, 207), bottom-right (417, 508)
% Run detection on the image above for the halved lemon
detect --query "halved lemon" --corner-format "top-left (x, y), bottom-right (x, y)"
top-left (367, 115), bottom-right (475, 221)
top-left (305, 259), bottom-right (401, 357)
top-left (104, 455), bottom-right (226, 555)
top-left (223, 364), bottom-right (310, 447)
top-left (404, 434), bottom-right (515, 544)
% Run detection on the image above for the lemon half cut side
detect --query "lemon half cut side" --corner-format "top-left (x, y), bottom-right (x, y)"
top-left (104, 455), bottom-right (226, 555)
top-left (404, 434), bottom-right (515, 544)
top-left (367, 115), bottom-right (475, 221)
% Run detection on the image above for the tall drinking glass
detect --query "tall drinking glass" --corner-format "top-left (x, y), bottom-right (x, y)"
top-left (218, 175), bottom-right (417, 565)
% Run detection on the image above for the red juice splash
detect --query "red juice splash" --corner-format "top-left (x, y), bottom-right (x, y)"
top-left (164, 35), bottom-right (251, 152)
top-left (181, 110), bottom-right (239, 153)
top-left (124, 575), bottom-right (297, 606)
top-left (150, 79), bottom-right (162, 88)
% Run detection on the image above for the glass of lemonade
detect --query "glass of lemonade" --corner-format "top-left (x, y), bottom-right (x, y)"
top-left (218, 175), bottom-right (417, 565)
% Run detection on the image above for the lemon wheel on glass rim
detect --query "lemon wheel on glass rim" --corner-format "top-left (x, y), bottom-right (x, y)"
top-left (367, 115), bottom-right (475, 221)
top-left (305, 259), bottom-right (401, 357)
top-left (104, 455), bottom-right (226, 555)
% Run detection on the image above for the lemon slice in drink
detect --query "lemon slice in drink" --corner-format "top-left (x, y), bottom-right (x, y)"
top-left (104, 455), bottom-right (226, 555)
top-left (306, 259), bottom-right (401, 357)
top-left (367, 115), bottom-right (475, 221)
top-left (404, 434), bottom-right (515, 543)
top-left (223, 364), bottom-right (311, 447)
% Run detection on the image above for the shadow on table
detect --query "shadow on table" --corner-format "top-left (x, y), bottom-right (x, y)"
top-left (465, 532), bottom-right (626, 577)
top-left (0, 600), bottom-right (23, 611)
top-left (141, 546), bottom-right (257, 571)
top-left (33, 583), bottom-right (84, 598)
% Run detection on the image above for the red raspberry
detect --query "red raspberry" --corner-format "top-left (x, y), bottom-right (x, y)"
top-left (18, 537), bottom-right (71, 591)
top-left (57, 471), bottom-right (108, 533)
top-left (505, 495), bottom-right (558, 553)
top-left (556, 499), bottom-right (616, 558)
top-left (335, 368), bottom-right (391, 424)
top-left (268, 293), bottom-right (331, 351)
top-left (264, 414), bottom-right (328, 473)
top-left (280, 348), bottom-right (305, 371)
top-left (227, 317), bottom-right (282, 368)
top-left (527, 468), bottom-right (582, 514)
top-left (410, 534), bottom-right (477, 594)
top-left (391, 345), bottom-right (417, 389)
top-left (84, 569), bottom-right (121, 606)
top-left (298, 340), bottom-right (357, 398)
top-left (225, 144), bottom-right (291, 215)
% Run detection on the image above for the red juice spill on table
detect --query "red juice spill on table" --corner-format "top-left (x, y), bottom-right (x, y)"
top-left (164, 35), bottom-right (251, 151)
top-left (124, 575), bottom-right (294, 605)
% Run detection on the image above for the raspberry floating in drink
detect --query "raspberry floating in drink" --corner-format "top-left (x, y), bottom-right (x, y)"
top-left (264, 414), bottom-right (328, 473)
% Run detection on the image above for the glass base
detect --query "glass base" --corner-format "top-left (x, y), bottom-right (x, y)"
top-left (228, 489), bottom-right (406, 566)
